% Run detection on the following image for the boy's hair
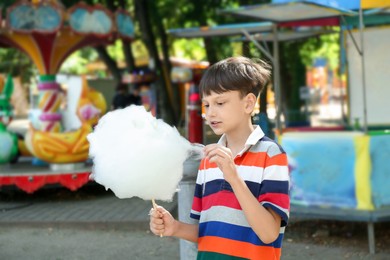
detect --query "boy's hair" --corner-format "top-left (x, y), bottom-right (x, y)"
top-left (199, 56), bottom-right (271, 98)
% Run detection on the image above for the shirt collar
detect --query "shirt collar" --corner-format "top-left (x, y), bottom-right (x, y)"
top-left (218, 125), bottom-right (265, 156)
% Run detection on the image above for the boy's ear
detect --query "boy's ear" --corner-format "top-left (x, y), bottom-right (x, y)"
top-left (244, 93), bottom-right (257, 114)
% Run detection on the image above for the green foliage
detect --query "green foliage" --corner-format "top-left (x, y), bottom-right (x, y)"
top-left (107, 40), bottom-right (125, 61)
top-left (157, 0), bottom-right (270, 61)
top-left (0, 48), bottom-right (35, 83)
top-left (171, 39), bottom-right (206, 61)
top-left (299, 29), bottom-right (340, 69)
top-left (0, 0), bottom-right (17, 15)
top-left (131, 40), bottom-right (149, 61)
top-left (279, 30), bottom-right (341, 124)
top-left (60, 52), bottom-right (88, 75)
top-left (59, 47), bottom-right (99, 75)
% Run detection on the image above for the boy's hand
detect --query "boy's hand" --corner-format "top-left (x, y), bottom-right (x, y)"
top-left (203, 144), bottom-right (238, 184)
top-left (149, 205), bottom-right (176, 237)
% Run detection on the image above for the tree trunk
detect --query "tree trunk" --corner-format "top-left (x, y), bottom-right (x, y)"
top-left (94, 45), bottom-right (121, 83)
top-left (122, 41), bottom-right (135, 72)
top-left (118, 0), bottom-right (135, 72)
top-left (149, 0), bottom-right (181, 122)
top-left (280, 41), bottom-right (306, 126)
top-left (242, 41), bottom-right (251, 58)
top-left (203, 38), bottom-right (218, 65)
top-left (191, 0), bottom-right (218, 64)
top-left (134, 0), bottom-right (176, 125)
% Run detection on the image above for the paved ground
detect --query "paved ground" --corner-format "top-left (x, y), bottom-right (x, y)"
top-left (1, 184), bottom-right (390, 259)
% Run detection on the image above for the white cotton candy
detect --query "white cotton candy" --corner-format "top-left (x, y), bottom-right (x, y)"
top-left (87, 105), bottom-right (203, 201)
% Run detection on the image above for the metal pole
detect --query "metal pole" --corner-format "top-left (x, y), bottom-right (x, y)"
top-left (179, 158), bottom-right (201, 260)
top-left (367, 222), bottom-right (375, 254)
top-left (273, 24), bottom-right (282, 134)
top-left (359, 7), bottom-right (368, 134)
top-left (338, 29), bottom-right (347, 124)
top-left (240, 29), bottom-right (274, 63)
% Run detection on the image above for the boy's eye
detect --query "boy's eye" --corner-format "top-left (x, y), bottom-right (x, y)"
top-left (217, 102), bottom-right (224, 106)
top-left (203, 104), bottom-right (209, 108)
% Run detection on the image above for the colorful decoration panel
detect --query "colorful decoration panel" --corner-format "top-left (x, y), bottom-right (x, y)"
top-left (0, 1), bottom-right (133, 75)
top-left (0, 75), bottom-right (18, 164)
top-left (281, 131), bottom-right (390, 210)
top-left (68, 3), bottom-right (113, 36)
top-left (370, 131), bottom-right (390, 208)
top-left (6, 1), bottom-right (62, 33)
top-left (0, 171), bottom-right (90, 194)
top-left (115, 10), bottom-right (135, 40)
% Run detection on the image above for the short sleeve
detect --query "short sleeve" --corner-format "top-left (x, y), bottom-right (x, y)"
top-left (258, 144), bottom-right (290, 227)
top-left (190, 159), bottom-right (206, 220)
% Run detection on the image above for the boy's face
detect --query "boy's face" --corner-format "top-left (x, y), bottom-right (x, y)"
top-left (202, 90), bottom-right (254, 136)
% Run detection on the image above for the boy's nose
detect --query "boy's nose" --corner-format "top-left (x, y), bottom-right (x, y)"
top-left (206, 106), bottom-right (215, 117)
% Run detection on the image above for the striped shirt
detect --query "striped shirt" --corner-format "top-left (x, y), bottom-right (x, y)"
top-left (191, 126), bottom-right (290, 260)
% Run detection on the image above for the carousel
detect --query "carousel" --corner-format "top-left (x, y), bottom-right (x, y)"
top-left (0, 0), bottom-right (134, 193)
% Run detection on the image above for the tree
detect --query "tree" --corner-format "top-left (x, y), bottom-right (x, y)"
top-left (280, 32), bottom-right (340, 125)
top-left (133, 0), bottom-right (176, 124)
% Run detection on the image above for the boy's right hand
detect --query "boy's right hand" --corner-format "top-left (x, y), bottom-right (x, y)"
top-left (149, 205), bottom-right (176, 237)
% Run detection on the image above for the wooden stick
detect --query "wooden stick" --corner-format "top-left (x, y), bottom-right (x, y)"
top-left (152, 198), bottom-right (158, 210)
top-left (152, 199), bottom-right (163, 237)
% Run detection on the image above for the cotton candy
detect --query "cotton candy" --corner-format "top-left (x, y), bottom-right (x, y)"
top-left (87, 105), bottom-right (203, 201)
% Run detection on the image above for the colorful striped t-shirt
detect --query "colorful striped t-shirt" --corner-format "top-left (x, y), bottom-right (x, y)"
top-left (191, 126), bottom-right (290, 260)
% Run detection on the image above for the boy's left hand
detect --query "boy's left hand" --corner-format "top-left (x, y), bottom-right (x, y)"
top-left (203, 144), bottom-right (238, 183)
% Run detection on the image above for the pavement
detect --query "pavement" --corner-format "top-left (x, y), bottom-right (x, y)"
top-left (1, 184), bottom-right (390, 260)
top-left (0, 184), bottom-right (181, 260)
top-left (0, 184), bottom-right (177, 229)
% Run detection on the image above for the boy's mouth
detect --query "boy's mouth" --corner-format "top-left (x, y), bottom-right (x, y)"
top-left (210, 121), bottom-right (221, 127)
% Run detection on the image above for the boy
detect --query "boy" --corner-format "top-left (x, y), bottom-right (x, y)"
top-left (150, 56), bottom-right (290, 260)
